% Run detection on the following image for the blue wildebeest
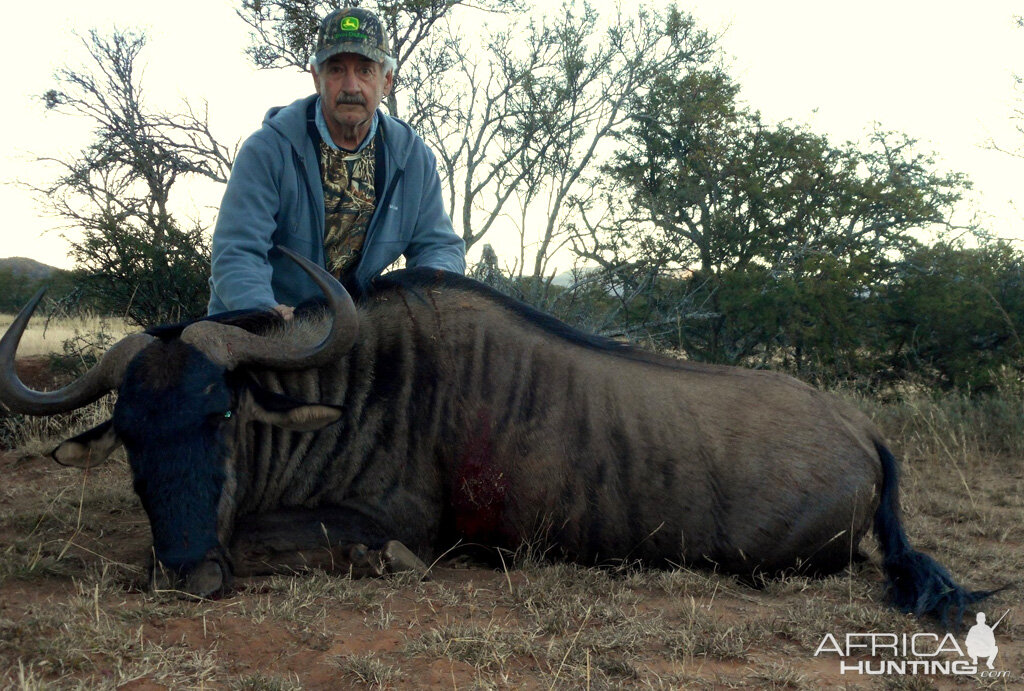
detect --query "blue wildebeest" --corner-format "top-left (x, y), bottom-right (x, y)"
top-left (0, 249), bottom-right (990, 620)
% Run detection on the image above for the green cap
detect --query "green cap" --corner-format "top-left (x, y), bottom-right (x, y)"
top-left (313, 7), bottom-right (391, 67)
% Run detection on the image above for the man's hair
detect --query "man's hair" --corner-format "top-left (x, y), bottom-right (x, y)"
top-left (310, 54), bottom-right (398, 79)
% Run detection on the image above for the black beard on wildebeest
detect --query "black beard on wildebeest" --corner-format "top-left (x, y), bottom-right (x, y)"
top-left (0, 249), bottom-right (996, 624)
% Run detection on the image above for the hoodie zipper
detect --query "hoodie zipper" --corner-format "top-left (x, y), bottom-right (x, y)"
top-left (296, 150), bottom-right (327, 267)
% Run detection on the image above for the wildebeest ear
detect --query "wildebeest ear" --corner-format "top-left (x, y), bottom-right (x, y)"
top-left (241, 384), bottom-right (342, 432)
top-left (50, 419), bottom-right (122, 468)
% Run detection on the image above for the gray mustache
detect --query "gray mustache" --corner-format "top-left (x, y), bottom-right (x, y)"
top-left (336, 95), bottom-right (366, 105)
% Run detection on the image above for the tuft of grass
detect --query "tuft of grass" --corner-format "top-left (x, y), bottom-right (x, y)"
top-left (664, 607), bottom-right (771, 663)
top-left (654, 565), bottom-right (743, 600)
top-left (507, 562), bottom-right (642, 635)
top-left (0, 460), bottom-right (141, 588)
top-left (237, 570), bottom-right (395, 626)
top-left (229, 672), bottom-right (304, 690)
top-left (337, 652), bottom-right (403, 689)
top-left (403, 620), bottom-right (535, 672)
top-left (9, 660), bottom-right (48, 691)
top-left (747, 661), bottom-right (809, 689)
top-left (876, 675), bottom-right (940, 690)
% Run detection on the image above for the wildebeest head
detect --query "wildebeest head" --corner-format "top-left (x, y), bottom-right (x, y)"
top-left (0, 250), bottom-right (355, 596)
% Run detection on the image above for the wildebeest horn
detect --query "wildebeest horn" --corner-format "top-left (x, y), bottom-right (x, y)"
top-left (179, 247), bottom-right (358, 370)
top-left (0, 289), bottom-right (155, 415)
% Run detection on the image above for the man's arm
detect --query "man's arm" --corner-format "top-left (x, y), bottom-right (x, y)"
top-left (209, 134), bottom-right (283, 312)
top-left (403, 146), bottom-right (466, 274)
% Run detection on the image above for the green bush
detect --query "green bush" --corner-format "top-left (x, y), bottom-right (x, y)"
top-left (881, 241), bottom-right (1024, 391)
top-left (68, 219), bottom-right (211, 327)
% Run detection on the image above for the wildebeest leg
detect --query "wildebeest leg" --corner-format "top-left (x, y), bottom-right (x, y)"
top-left (230, 506), bottom-right (427, 578)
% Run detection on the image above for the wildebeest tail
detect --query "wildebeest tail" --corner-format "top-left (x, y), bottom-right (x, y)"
top-left (872, 441), bottom-right (994, 626)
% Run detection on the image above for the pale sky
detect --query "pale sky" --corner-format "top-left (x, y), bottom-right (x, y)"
top-left (1, 0), bottom-right (1022, 269)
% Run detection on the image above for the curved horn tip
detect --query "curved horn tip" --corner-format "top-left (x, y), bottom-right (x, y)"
top-left (0, 289), bottom-right (49, 399)
top-left (25, 287), bottom-right (48, 310)
top-left (2, 287), bottom-right (49, 348)
top-left (0, 303), bottom-right (154, 415)
top-left (276, 246), bottom-right (305, 264)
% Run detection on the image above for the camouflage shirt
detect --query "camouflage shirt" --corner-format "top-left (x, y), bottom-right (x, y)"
top-left (320, 137), bottom-right (377, 279)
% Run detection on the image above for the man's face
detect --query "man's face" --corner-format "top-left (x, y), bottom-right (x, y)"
top-left (312, 53), bottom-right (392, 140)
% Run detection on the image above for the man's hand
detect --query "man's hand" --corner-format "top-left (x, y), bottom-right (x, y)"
top-left (273, 304), bottom-right (295, 321)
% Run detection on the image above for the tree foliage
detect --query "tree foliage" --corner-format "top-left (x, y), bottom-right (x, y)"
top-left (0, 268), bottom-right (74, 314)
top-left (66, 219), bottom-right (212, 325)
top-left (590, 68), bottom-right (970, 276)
top-left (567, 66), bottom-right (978, 384)
top-left (36, 29), bottom-right (231, 325)
top-left (881, 241), bottom-right (1024, 391)
top-left (412, 3), bottom-right (716, 279)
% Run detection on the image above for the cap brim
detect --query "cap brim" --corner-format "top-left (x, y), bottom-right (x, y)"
top-left (314, 42), bottom-right (388, 66)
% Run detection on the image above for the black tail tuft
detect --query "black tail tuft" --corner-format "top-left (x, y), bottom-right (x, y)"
top-left (872, 442), bottom-right (994, 628)
top-left (881, 548), bottom-right (994, 628)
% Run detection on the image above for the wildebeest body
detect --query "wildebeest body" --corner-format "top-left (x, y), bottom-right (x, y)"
top-left (220, 276), bottom-right (880, 574)
top-left (0, 254), bottom-right (990, 621)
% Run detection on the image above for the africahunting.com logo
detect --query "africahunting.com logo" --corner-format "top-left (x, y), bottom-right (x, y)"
top-left (813, 609), bottom-right (1013, 678)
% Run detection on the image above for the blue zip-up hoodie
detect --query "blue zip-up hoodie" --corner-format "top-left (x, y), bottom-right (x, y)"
top-left (208, 94), bottom-right (465, 314)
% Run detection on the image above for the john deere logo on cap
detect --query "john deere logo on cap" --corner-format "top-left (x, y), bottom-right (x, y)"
top-left (341, 16), bottom-right (360, 31)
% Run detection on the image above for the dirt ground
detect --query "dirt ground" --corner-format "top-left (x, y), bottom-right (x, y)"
top-left (1, 358), bottom-right (1022, 689)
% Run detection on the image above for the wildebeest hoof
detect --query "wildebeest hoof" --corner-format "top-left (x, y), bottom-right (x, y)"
top-left (344, 540), bottom-right (427, 579)
top-left (381, 540), bottom-right (429, 579)
top-left (345, 543), bottom-right (383, 577)
top-left (150, 557), bottom-right (227, 599)
top-left (184, 559), bottom-right (226, 598)
top-left (347, 543), bottom-right (370, 565)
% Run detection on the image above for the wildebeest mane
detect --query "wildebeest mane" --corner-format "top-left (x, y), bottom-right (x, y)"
top-left (145, 308), bottom-right (285, 341)
top-left (142, 270), bottom-right (723, 374)
top-left (369, 268), bottom-right (711, 373)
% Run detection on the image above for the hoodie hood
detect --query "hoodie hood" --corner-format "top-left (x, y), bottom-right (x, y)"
top-left (208, 90), bottom-right (464, 315)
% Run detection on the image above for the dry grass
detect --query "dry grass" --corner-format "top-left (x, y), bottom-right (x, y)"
top-left (0, 398), bottom-right (116, 456)
top-left (337, 653), bottom-right (404, 688)
top-left (0, 313), bottom-right (132, 359)
top-left (0, 384), bottom-right (1021, 688)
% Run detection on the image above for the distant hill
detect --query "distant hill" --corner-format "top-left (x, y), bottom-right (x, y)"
top-left (0, 257), bottom-right (62, 281)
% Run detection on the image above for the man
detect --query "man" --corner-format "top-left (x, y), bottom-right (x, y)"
top-left (965, 611), bottom-right (998, 670)
top-left (208, 7), bottom-right (465, 317)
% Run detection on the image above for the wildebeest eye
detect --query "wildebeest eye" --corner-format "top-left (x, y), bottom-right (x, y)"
top-left (207, 411), bottom-right (232, 424)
